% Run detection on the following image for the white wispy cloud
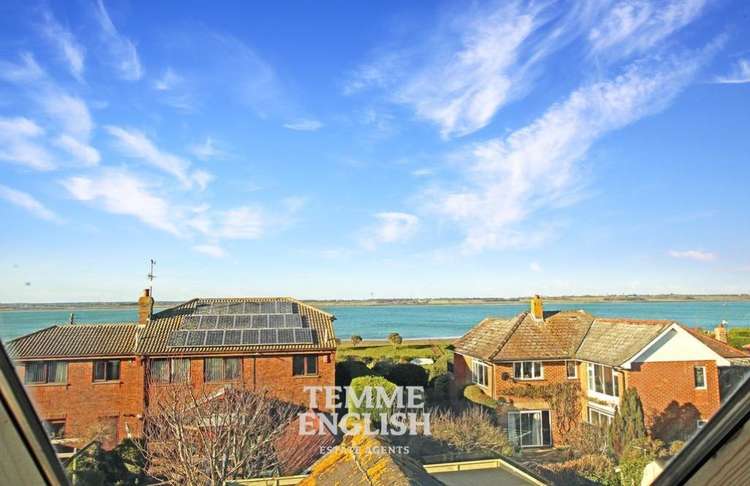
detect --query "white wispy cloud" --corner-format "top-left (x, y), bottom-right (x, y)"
top-left (424, 48), bottom-right (715, 253)
top-left (153, 68), bottom-right (182, 91)
top-left (216, 206), bottom-right (266, 239)
top-left (714, 58), bottom-right (750, 84)
top-left (283, 119), bottom-right (323, 131)
top-left (0, 184), bottom-right (60, 222)
top-left (54, 134), bottom-right (100, 166)
top-left (412, 168), bottom-right (434, 177)
top-left (530, 261), bottom-right (543, 272)
top-left (63, 169), bottom-right (179, 234)
top-left (0, 52), bottom-right (45, 83)
top-left (40, 9), bottom-right (85, 80)
top-left (105, 126), bottom-right (211, 189)
top-left (193, 244), bottom-right (226, 258)
top-left (668, 249), bottom-right (717, 261)
top-left (589, 0), bottom-right (707, 58)
top-left (94, 0), bottom-right (143, 81)
top-left (344, 2), bottom-right (596, 138)
top-left (38, 91), bottom-right (94, 139)
top-left (0, 117), bottom-right (56, 171)
top-left (189, 137), bottom-right (226, 161)
top-left (360, 212), bottom-right (419, 250)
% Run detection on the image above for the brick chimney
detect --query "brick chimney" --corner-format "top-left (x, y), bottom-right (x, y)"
top-left (714, 320), bottom-right (728, 343)
top-left (138, 288), bottom-right (154, 324)
top-left (530, 294), bottom-right (544, 321)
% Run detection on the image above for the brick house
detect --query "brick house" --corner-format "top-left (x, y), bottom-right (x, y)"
top-left (453, 296), bottom-right (749, 448)
top-left (5, 291), bottom-right (337, 449)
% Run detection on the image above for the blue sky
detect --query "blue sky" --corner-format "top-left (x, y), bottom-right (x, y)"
top-left (0, 0), bottom-right (748, 302)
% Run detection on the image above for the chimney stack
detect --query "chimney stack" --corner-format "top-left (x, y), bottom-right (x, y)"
top-left (714, 320), bottom-right (728, 343)
top-left (138, 288), bottom-right (154, 324)
top-left (530, 294), bottom-right (544, 321)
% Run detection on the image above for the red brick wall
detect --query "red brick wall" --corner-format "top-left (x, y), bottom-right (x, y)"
top-left (147, 352), bottom-right (336, 412)
top-left (453, 353), bottom-right (469, 388)
top-left (18, 358), bottom-right (144, 449)
top-left (494, 360), bottom-right (578, 445)
top-left (625, 360), bottom-right (721, 440)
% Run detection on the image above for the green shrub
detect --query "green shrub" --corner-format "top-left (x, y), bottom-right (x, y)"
top-left (336, 359), bottom-right (372, 388)
top-left (609, 388), bottom-right (646, 456)
top-left (619, 437), bottom-right (666, 486)
top-left (388, 332), bottom-right (403, 347)
top-left (372, 359), bottom-right (396, 377)
top-left (387, 363), bottom-right (429, 388)
top-left (543, 454), bottom-right (619, 486)
top-left (428, 353), bottom-right (450, 381)
top-left (348, 375), bottom-right (397, 421)
top-left (431, 373), bottom-right (452, 403)
top-left (350, 335), bottom-right (363, 346)
top-left (463, 384), bottom-right (498, 408)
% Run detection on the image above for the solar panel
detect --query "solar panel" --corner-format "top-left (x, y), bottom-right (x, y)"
top-left (235, 315), bottom-right (252, 329)
top-left (242, 302), bottom-right (260, 314)
top-left (269, 314), bottom-right (284, 328)
top-left (252, 314), bottom-right (268, 328)
top-left (168, 330), bottom-right (188, 346)
top-left (277, 301), bottom-right (293, 314)
top-left (224, 330), bottom-right (242, 345)
top-left (198, 316), bottom-right (218, 329)
top-left (284, 314), bottom-right (303, 328)
top-left (206, 330), bottom-right (224, 346)
top-left (260, 329), bottom-right (276, 344)
top-left (277, 328), bottom-right (295, 343)
top-left (187, 330), bottom-right (206, 346)
top-left (182, 316), bottom-right (200, 329)
top-left (218, 315), bottom-right (234, 328)
top-left (294, 328), bottom-right (314, 343)
top-left (226, 302), bottom-right (244, 314)
top-left (260, 302), bottom-right (275, 313)
top-left (242, 329), bottom-right (259, 345)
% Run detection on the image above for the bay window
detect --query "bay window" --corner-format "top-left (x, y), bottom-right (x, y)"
top-left (587, 363), bottom-right (619, 397)
top-left (471, 360), bottom-right (489, 387)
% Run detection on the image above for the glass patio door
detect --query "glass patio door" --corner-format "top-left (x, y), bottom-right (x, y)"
top-left (508, 410), bottom-right (551, 447)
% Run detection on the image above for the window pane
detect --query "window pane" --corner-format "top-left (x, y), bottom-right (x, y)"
top-left (26, 362), bottom-right (47, 383)
top-left (151, 359), bottom-right (170, 383)
top-left (566, 361), bottom-right (576, 378)
top-left (507, 412), bottom-right (518, 446)
top-left (534, 362), bottom-right (542, 378)
top-left (695, 367), bottom-right (705, 388)
top-left (522, 362), bottom-right (532, 379)
top-left (172, 358), bottom-right (190, 383)
top-left (48, 362), bottom-right (67, 383)
top-left (94, 361), bottom-right (106, 381)
top-left (594, 364), bottom-right (604, 393)
top-left (604, 367), bottom-right (614, 396)
top-left (205, 358), bottom-right (222, 382)
top-left (588, 364), bottom-right (595, 390)
top-left (106, 360), bottom-right (120, 381)
top-left (293, 356), bottom-right (305, 376)
top-left (224, 358), bottom-right (241, 380)
top-left (613, 371), bottom-right (620, 396)
top-left (305, 356), bottom-right (317, 375)
top-left (513, 362), bottom-right (521, 379)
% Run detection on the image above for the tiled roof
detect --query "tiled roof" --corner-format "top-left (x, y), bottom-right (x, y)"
top-left (136, 297), bottom-right (337, 356)
top-left (494, 311), bottom-right (594, 361)
top-left (683, 327), bottom-right (750, 359)
top-left (453, 315), bottom-right (521, 361)
top-left (299, 432), bottom-right (442, 486)
top-left (575, 318), bottom-right (671, 367)
top-left (455, 310), bottom-right (749, 367)
top-left (5, 323), bottom-right (138, 360)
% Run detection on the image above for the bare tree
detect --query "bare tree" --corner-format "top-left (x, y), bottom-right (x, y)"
top-left (139, 383), bottom-right (300, 485)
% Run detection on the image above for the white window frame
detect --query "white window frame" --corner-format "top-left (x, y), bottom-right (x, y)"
top-left (587, 363), bottom-right (619, 398)
top-left (513, 361), bottom-right (544, 380)
top-left (694, 366), bottom-right (707, 389)
top-left (472, 360), bottom-right (489, 387)
top-left (588, 406), bottom-right (614, 427)
top-left (566, 360), bottom-right (578, 379)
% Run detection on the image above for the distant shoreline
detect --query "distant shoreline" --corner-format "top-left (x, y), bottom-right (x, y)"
top-left (1, 294), bottom-right (749, 312)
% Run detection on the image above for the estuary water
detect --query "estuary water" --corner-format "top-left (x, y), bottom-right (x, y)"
top-left (1, 301), bottom-right (749, 342)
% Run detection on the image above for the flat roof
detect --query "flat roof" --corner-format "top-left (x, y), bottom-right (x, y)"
top-left (432, 467), bottom-right (537, 486)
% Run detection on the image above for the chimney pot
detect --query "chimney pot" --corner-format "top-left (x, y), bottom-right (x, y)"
top-left (714, 321), bottom-right (728, 343)
top-left (530, 294), bottom-right (544, 321)
top-left (138, 288), bottom-right (154, 324)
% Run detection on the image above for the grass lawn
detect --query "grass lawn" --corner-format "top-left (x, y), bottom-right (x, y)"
top-left (728, 328), bottom-right (750, 350)
top-left (337, 338), bottom-right (454, 362)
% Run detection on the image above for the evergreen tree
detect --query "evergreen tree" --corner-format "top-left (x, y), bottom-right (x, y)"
top-left (609, 387), bottom-right (647, 456)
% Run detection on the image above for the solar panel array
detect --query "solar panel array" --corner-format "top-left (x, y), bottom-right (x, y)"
top-left (167, 300), bottom-right (315, 348)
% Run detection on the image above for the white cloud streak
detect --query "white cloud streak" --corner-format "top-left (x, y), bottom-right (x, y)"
top-left (425, 49), bottom-right (715, 253)
top-left (361, 212), bottom-right (419, 250)
top-left (589, 0), bottom-right (707, 58)
top-left (668, 249), bottom-right (717, 261)
top-left (714, 58), bottom-right (750, 84)
top-left (94, 0), bottom-right (143, 80)
top-left (189, 137), bottom-right (226, 161)
top-left (0, 184), bottom-right (59, 222)
top-left (0, 117), bottom-right (56, 171)
top-left (193, 244), bottom-right (226, 258)
top-left (40, 9), bottom-right (85, 80)
top-left (283, 119), bottom-right (323, 131)
top-left (54, 135), bottom-right (100, 166)
top-left (105, 126), bottom-right (210, 189)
